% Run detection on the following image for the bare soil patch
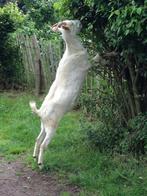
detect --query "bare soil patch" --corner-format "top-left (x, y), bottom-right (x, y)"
top-left (0, 157), bottom-right (80, 196)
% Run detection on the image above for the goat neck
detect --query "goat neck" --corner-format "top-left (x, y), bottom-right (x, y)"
top-left (61, 31), bottom-right (84, 54)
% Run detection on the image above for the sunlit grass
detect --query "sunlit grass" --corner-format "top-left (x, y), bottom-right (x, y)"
top-left (0, 92), bottom-right (147, 195)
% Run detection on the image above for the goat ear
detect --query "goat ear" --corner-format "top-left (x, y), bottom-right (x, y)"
top-left (62, 25), bottom-right (70, 31)
top-left (59, 22), bottom-right (70, 31)
top-left (52, 23), bottom-right (58, 28)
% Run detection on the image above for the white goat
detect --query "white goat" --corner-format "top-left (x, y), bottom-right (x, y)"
top-left (29, 20), bottom-right (91, 167)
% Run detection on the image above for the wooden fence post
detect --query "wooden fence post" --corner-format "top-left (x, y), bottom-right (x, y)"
top-left (31, 35), bottom-right (45, 96)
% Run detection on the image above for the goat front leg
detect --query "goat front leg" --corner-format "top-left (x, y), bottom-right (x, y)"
top-left (33, 122), bottom-right (46, 159)
top-left (38, 125), bottom-right (56, 168)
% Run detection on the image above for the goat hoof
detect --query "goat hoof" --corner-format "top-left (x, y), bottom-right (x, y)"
top-left (38, 163), bottom-right (43, 170)
top-left (33, 156), bottom-right (37, 161)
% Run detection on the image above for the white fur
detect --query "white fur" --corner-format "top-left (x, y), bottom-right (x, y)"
top-left (30, 20), bottom-right (91, 167)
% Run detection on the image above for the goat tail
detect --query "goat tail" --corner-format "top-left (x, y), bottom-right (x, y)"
top-left (29, 101), bottom-right (39, 116)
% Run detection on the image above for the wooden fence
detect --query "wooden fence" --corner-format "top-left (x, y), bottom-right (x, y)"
top-left (17, 34), bottom-right (62, 95)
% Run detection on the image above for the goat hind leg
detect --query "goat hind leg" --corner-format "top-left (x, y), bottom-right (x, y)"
top-left (33, 122), bottom-right (46, 159)
top-left (38, 125), bottom-right (56, 167)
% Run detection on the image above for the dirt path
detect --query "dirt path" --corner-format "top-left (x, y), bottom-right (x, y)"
top-left (0, 157), bottom-right (80, 196)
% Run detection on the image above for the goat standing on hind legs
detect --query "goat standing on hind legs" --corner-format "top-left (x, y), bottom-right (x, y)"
top-left (29, 20), bottom-right (91, 168)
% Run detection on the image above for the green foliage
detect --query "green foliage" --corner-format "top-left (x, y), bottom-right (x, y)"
top-left (25, 0), bottom-right (54, 28)
top-left (123, 113), bottom-right (147, 154)
top-left (54, 0), bottom-right (147, 154)
top-left (0, 3), bottom-right (24, 42)
top-left (54, 0), bottom-right (147, 58)
top-left (80, 85), bottom-right (147, 154)
top-left (0, 2), bottom-right (24, 24)
top-left (106, 2), bottom-right (147, 60)
top-left (0, 3), bottom-right (25, 88)
top-left (80, 78), bottom-right (147, 154)
top-left (80, 78), bottom-right (125, 152)
top-left (18, 0), bottom-right (57, 38)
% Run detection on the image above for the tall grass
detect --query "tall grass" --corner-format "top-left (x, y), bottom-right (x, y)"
top-left (0, 92), bottom-right (147, 195)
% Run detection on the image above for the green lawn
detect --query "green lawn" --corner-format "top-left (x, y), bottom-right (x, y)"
top-left (0, 92), bottom-right (147, 195)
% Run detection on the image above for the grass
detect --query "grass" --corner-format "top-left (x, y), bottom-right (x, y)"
top-left (0, 91), bottom-right (147, 195)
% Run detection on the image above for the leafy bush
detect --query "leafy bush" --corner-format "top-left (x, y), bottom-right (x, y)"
top-left (81, 119), bottom-right (123, 152)
top-left (54, 0), bottom-right (147, 155)
top-left (18, 0), bottom-right (56, 39)
top-left (80, 77), bottom-right (147, 154)
top-left (80, 112), bottom-right (147, 155)
top-left (80, 77), bottom-right (125, 152)
top-left (0, 3), bottom-right (25, 89)
top-left (122, 113), bottom-right (147, 155)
